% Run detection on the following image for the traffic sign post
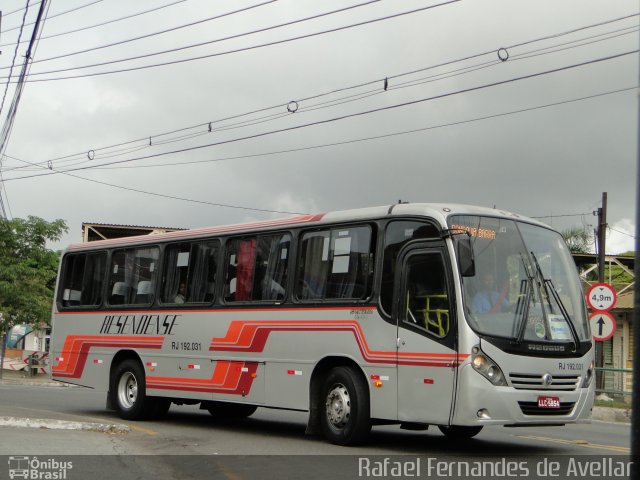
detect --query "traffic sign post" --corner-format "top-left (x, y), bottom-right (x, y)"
top-left (589, 311), bottom-right (617, 342)
top-left (586, 283), bottom-right (617, 311)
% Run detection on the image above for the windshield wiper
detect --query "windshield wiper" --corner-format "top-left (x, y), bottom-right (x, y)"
top-left (529, 251), bottom-right (580, 352)
top-left (514, 254), bottom-right (533, 343)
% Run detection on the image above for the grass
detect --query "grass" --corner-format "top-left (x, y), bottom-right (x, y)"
top-left (594, 399), bottom-right (631, 410)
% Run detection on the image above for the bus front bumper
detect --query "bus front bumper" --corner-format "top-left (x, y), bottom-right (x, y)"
top-left (451, 365), bottom-right (595, 426)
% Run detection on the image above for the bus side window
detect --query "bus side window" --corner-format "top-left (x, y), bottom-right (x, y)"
top-left (296, 226), bottom-right (372, 301)
top-left (381, 221), bottom-right (439, 316)
top-left (405, 254), bottom-right (450, 338)
top-left (223, 234), bottom-right (289, 302)
top-left (107, 247), bottom-right (158, 306)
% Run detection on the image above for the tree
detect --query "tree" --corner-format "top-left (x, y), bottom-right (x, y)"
top-left (561, 227), bottom-right (593, 254)
top-left (0, 216), bottom-right (68, 334)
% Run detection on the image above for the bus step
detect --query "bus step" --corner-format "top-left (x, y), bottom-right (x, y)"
top-left (400, 422), bottom-right (429, 431)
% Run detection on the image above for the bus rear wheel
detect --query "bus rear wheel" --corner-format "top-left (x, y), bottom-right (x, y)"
top-left (110, 359), bottom-right (155, 420)
top-left (320, 366), bottom-right (371, 445)
top-left (438, 425), bottom-right (483, 439)
top-left (205, 401), bottom-right (257, 419)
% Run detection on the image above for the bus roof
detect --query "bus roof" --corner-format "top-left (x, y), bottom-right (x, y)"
top-left (65, 203), bottom-right (546, 252)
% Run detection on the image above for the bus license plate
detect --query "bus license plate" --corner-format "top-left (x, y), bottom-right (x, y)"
top-left (537, 396), bottom-right (560, 409)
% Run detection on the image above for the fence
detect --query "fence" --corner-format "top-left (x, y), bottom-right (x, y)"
top-left (595, 367), bottom-right (632, 401)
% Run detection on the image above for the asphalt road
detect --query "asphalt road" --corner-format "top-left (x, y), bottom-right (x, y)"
top-left (0, 383), bottom-right (631, 480)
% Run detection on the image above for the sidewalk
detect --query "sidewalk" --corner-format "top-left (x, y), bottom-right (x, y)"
top-left (0, 369), bottom-right (70, 387)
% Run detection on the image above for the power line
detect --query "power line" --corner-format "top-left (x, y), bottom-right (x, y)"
top-left (609, 226), bottom-right (637, 239)
top-left (11, 0), bottom-right (283, 67)
top-left (0, 0), bottom-right (103, 34)
top-left (0, 0), bottom-right (32, 118)
top-left (0, 0), bottom-right (190, 48)
top-left (3, 50), bottom-right (636, 182)
top-left (63, 87), bottom-right (640, 172)
top-left (5, 0), bottom-right (462, 83)
top-left (0, 0), bottom-right (50, 218)
top-left (8, 86), bottom-right (635, 215)
top-left (4, 12), bottom-right (636, 174)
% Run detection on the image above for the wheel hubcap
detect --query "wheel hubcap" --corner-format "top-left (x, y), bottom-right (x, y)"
top-left (118, 372), bottom-right (138, 409)
top-left (326, 384), bottom-right (351, 429)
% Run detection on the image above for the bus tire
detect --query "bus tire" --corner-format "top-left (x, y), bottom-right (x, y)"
top-left (110, 359), bottom-right (153, 420)
top-left (438, 425), bottom-right (483, 439)
top-left (320, 366), bottom-right (371, 445)
top-left (206, 401), bottom-right (257, 419)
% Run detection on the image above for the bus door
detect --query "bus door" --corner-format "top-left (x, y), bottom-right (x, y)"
top-left (394, 242), bottom-right (457, 424)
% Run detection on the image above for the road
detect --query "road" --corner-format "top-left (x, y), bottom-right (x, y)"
top-left (0, 383), bottom-right (631, 479)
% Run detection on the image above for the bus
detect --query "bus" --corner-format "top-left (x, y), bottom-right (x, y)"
top-left (50, 203), bottom-right (595, 445)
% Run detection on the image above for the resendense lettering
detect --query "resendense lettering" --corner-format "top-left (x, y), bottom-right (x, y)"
top-left (99, 314), bottom-right (179, 335)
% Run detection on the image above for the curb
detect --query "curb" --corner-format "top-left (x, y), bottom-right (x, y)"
top-left (0, 378), bottom-right (77, 388)
top-left (0, 416), bottom-right (130, 434)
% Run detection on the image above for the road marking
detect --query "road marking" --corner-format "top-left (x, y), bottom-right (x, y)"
top-left (125, 423), bottom-right (158, 436)
top-left (517, 434), bottom-right (630, 453)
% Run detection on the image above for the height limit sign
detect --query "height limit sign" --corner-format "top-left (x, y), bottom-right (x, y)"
top-left (586, 283), bottom-right (617, 342)
top-left (586, 283), bottom-right (617, 311)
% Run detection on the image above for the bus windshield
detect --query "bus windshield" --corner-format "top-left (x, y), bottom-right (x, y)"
top-left (449, 215), bottom-right (589, 344)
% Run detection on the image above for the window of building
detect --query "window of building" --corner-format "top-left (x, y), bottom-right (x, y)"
top-left (295, 226), bottom-right (373, 301)
top-left (224, 233), bottom-right (291, 302)
top-left (108, 247), bottom-right (159, 306)
top-left (161, 240), bottom-right (219, 304)
top-left (380, 221), bottom-right (439, 315)
top-left (58, 252), bottom-right (107, 308)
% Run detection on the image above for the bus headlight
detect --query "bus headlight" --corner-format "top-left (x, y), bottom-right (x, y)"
top-left (471, 345), bottom-right (507, 386)
top-left (582, 360), bottom-right (595, 388)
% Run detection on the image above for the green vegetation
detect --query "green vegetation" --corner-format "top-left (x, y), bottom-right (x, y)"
top-left (0, 216), bottom-right (67, 333)
top-left (594, 399), bottom-right (631, 410)
top-left (561, 227), bottom-right (593, 254)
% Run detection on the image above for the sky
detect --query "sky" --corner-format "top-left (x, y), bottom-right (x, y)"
top-left (0, 0), bottom-right (637, 254)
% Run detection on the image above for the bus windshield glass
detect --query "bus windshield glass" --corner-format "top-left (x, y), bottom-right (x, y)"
top-left (449, 215), bottom-right (589, 344)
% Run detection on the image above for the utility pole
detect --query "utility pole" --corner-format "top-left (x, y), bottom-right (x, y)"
top-left (596, 192), bottom-right (607, 283)
top-left (594, 192), bottom-right (607, 390)
top-left (631, 82), bottom-right (639, 477)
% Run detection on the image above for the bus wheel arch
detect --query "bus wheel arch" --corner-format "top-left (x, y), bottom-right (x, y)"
top-left (308, 357), bottom-right (371, 445)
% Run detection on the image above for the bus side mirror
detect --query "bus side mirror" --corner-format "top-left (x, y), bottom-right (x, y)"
top-left (457, 236), bottom-right (475, 277)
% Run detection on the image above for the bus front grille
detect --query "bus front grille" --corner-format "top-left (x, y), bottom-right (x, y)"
top-left (509, 373), bottom-right (579, 391)
top-left (518, 401), bottom-right (576, 416)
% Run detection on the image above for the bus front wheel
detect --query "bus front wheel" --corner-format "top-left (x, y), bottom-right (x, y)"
top-left (320, 366), bottom-right (371, 445)
top-left (110, 359), bottom-right (155, 420)
top-left (438, 425), bottom-right (483, 439)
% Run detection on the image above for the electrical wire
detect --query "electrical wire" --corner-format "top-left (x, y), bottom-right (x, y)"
top-left (4, 0), bottom-right (462, 82)
top-left (0, 0), bottom-right (103, 34)
top-left (3, 49), bottom-right (636, 182)
top-left (4, 12), bottom-right (636, 175)
top-left (0, 0), bottom-right (190, 48)
top-left (0, 0), bottom-right (32, 118)
top-left (0, 0), bottom-right (103, 33)
top-left (8, 86), bottom-right (635, 216)
top-left (13, 0), bottom-right (283, 66)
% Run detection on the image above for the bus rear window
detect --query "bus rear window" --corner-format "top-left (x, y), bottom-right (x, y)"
top-left (295, 226), bottom-right (373, 301)
top-left (58, 252), bottom-right (106, 308)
